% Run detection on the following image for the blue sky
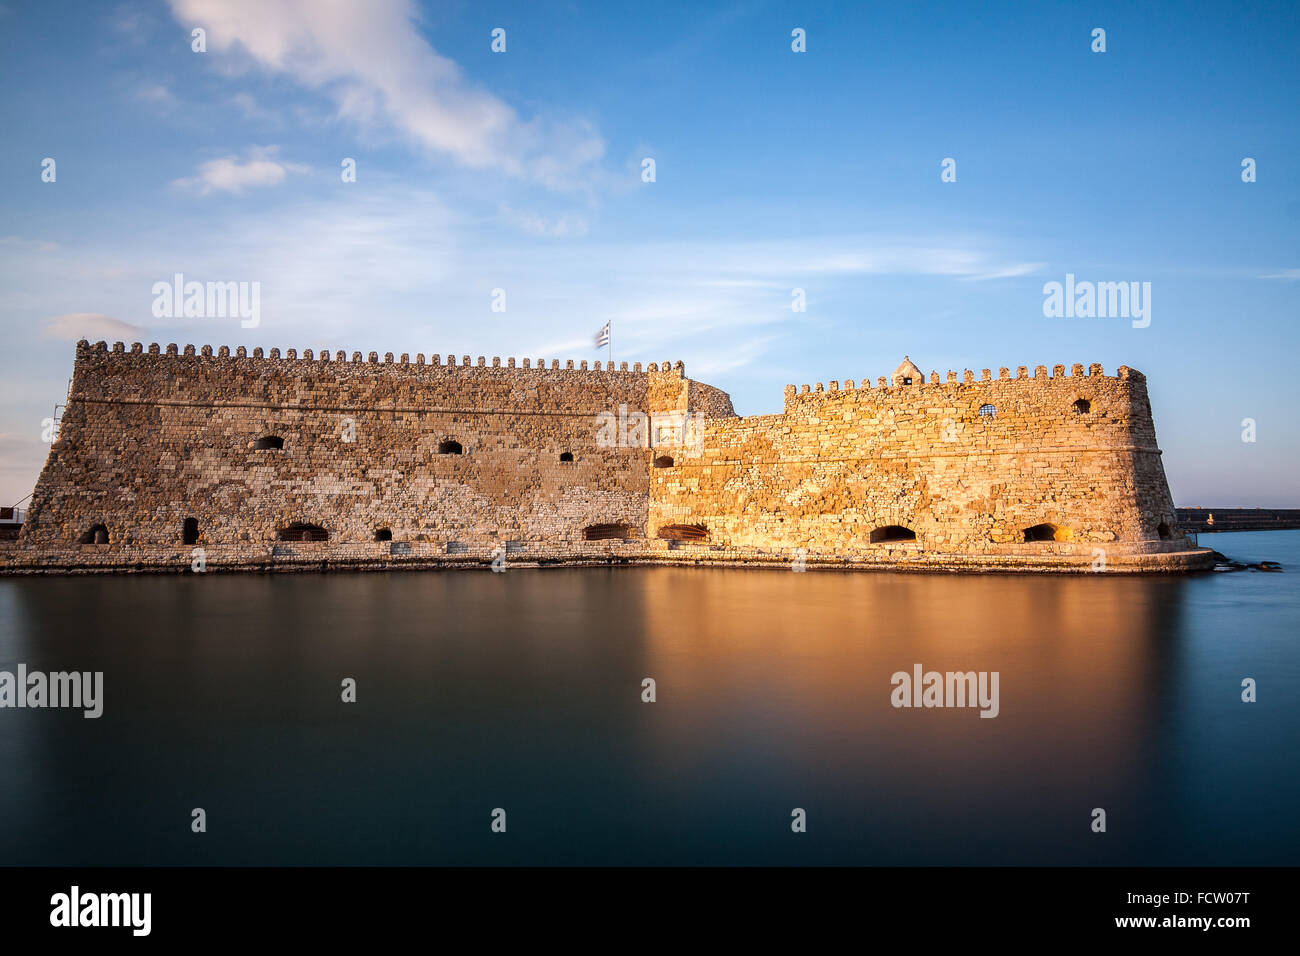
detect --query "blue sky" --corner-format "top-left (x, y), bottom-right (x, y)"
top-left (1, 0), bottom-right (1297, 506)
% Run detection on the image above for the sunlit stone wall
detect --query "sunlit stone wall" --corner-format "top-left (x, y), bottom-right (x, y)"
top-left (648, 364), bottom-right (1184, 558)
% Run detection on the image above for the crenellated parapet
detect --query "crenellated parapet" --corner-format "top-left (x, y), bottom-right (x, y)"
top-left (67, 340), bottom-right (740, 423)
top-left (79, 339), bottom-right (678, 378)
top-left (782, 362), bottom-right (1143, 411)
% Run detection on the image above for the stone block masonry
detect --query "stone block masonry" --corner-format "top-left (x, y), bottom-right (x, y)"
top-left (650, 363), bottom-right (1187, 561)
top-left (0, 344), bottom-right (1213, 574)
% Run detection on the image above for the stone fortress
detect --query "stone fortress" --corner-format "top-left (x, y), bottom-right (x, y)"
top-left (0, 339), bottom-right (1214, 574)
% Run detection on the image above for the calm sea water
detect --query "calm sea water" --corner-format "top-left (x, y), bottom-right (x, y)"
top-left (1, 530), bottom-right (1296, 866)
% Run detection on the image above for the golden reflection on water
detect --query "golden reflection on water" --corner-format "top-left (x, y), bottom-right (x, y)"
top-left (635, 568), bottom-right (1181, 817)
top-left (0, 567), bottom-right (1210, 863)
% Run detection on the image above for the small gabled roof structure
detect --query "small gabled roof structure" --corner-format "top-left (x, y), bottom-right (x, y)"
top-left (892, 356), bottom-right (923, 385)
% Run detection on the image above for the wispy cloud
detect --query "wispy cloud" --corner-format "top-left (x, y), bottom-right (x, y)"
top-left (230, 92), bottom-right (281, 126)
top-left (107, 2), bottom-right (156, 42)
top-left (689, 334), bottom-right (781, 378)
top-left (497, 204), bottom-right (589, 238)
top-left (135, 82), bottom-right (175, 106)
top-left (172, 145), bottom-right (309, 194)
top-left (3, 175), bottom-right (1043, 384)
top-left (165, 0), bottom-right (606, 189)
top-left (41, 313), bottom-right (145, 342)
top-left (685, 238), bottom-right (1044, 282)
top-left (1260, 268), bottom-right (1300, 280)
top-left (0, 236), bottom-right (59, 253)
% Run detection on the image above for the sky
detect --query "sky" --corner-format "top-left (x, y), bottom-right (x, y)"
top-left (0, 0), bottom-right (1297, 507)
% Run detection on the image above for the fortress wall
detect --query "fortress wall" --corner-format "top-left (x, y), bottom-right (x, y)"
top-left (22, 342), bottom-right (721, 551)
top-left (648, 365), bottom-right (1182, 556)
top-left (8, 344), bottom-right (1206, 573)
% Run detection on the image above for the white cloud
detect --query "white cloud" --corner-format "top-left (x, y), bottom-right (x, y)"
top-left (1260, 268), bottom-right (1300, 280)
top-left (498, 204), bottom-right (589, 238)
top-left (691, 238), bottom-right (1043, 282)
top-left (41, 313), bottom-right (146, 342)
top-left (165, 0), bottom-right (605, 189)
top-left (136, 82), bottom-right (175, 106)
top-left (172, 145), bottom-right (309, 194)
top-left (0, 236), bottom-right (59, 253)
top-left (689, 334), bottom-right (781, 378)
top-left (107, 3), bottom-right (154, 40)
top-left (230, 92), bottom-right (280, 125)
top-left (958, 262), bottom-right (1042, 281)
top-left (3, 182), bottom-right (1044, 389)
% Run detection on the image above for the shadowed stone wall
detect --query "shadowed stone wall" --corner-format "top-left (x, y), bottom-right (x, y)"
top-left (21, 341), bottom-right (730, 553)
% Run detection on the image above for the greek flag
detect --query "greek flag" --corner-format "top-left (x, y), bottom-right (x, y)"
top-left (594, 321), bottom-right (610, 348)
